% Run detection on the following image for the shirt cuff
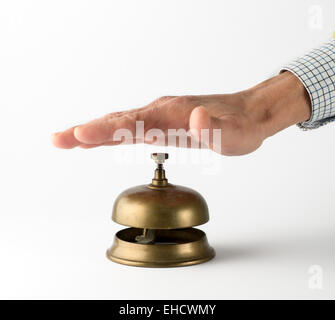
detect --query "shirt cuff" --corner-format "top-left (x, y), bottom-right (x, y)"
top-left (281, 40), bottom-right (335, 130)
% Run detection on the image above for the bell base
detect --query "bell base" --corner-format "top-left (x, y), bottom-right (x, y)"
top-left (107, 254), bottom-right (214, 268)
top-left (106, 227), bottom-right (215, 268)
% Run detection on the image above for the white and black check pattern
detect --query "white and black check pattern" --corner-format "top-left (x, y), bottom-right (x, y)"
top-left (282, 39), bottom-right (335, 129)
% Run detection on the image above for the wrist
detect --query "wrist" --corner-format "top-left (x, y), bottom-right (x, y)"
top-left (244, 71), bottom-right (311, 138)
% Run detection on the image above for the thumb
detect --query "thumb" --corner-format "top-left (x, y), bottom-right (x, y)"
top-left (189, 106), bottom-right (211, 148)
top-left (189, 106), bottom-right (223, 152)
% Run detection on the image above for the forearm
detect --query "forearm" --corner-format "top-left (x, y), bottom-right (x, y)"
top-left (244, 39), bottom-right (335, 139)
top-left (245, 71), bottom-right (311, 138)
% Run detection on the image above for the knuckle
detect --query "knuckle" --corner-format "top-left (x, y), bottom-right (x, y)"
top-left (104, 111), bottom-right (124, 119)
top-left (175, 95), bottom-right (192, 105)
top-left (154, 96), bottom-right (174, 104)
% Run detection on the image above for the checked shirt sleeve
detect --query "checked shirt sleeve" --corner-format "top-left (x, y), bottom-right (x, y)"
top-left (282, 40), bottom-right (335, 130)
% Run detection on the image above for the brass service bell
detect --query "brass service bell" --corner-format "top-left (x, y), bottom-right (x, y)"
top-left (106, 153), bottom-right (215, 267)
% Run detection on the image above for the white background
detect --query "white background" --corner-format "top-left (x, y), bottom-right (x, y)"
top-left (0, 0), bottom-right (334, 299)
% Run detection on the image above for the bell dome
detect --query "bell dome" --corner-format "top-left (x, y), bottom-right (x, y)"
top-left (112, 183), bottom-right (209, 229)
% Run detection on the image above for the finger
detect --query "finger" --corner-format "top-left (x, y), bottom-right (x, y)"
top-left (54, 95), bottom-right (192, 148)
top-left (78, 138), bottom-right (142, 149)
top-left (78, 143), bottom-right (103, 149)
top-left (73, 98), bottom-right (181, 145)
top-left (73, 113), bottom-right (144, 145)
top-left (51, 110), bottom-right (136, 149)
top-left (51, 127), bottom-right (81, 149)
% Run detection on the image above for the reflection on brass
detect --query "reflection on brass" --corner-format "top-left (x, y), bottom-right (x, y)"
top-left (107, 228), bottom-right (214, 267)
top-left (135, 228), bottom-right (156, 244)
top-left (106, 153), bottom-right (215, 267)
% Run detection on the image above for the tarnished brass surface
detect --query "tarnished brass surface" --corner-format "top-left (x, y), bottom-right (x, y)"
top-left (112, 183), bottom-right (209, 229)
top-left (107, 152), bottom-right (214, 267)
top-left (106, 227), bottom-right (215, 267)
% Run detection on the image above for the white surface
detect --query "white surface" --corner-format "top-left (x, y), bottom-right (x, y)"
top-left (0, 0), bottom-right (335, 299)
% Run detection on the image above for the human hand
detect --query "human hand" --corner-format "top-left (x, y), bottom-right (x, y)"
top-left (52, 72), bottom-right (310, 156)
